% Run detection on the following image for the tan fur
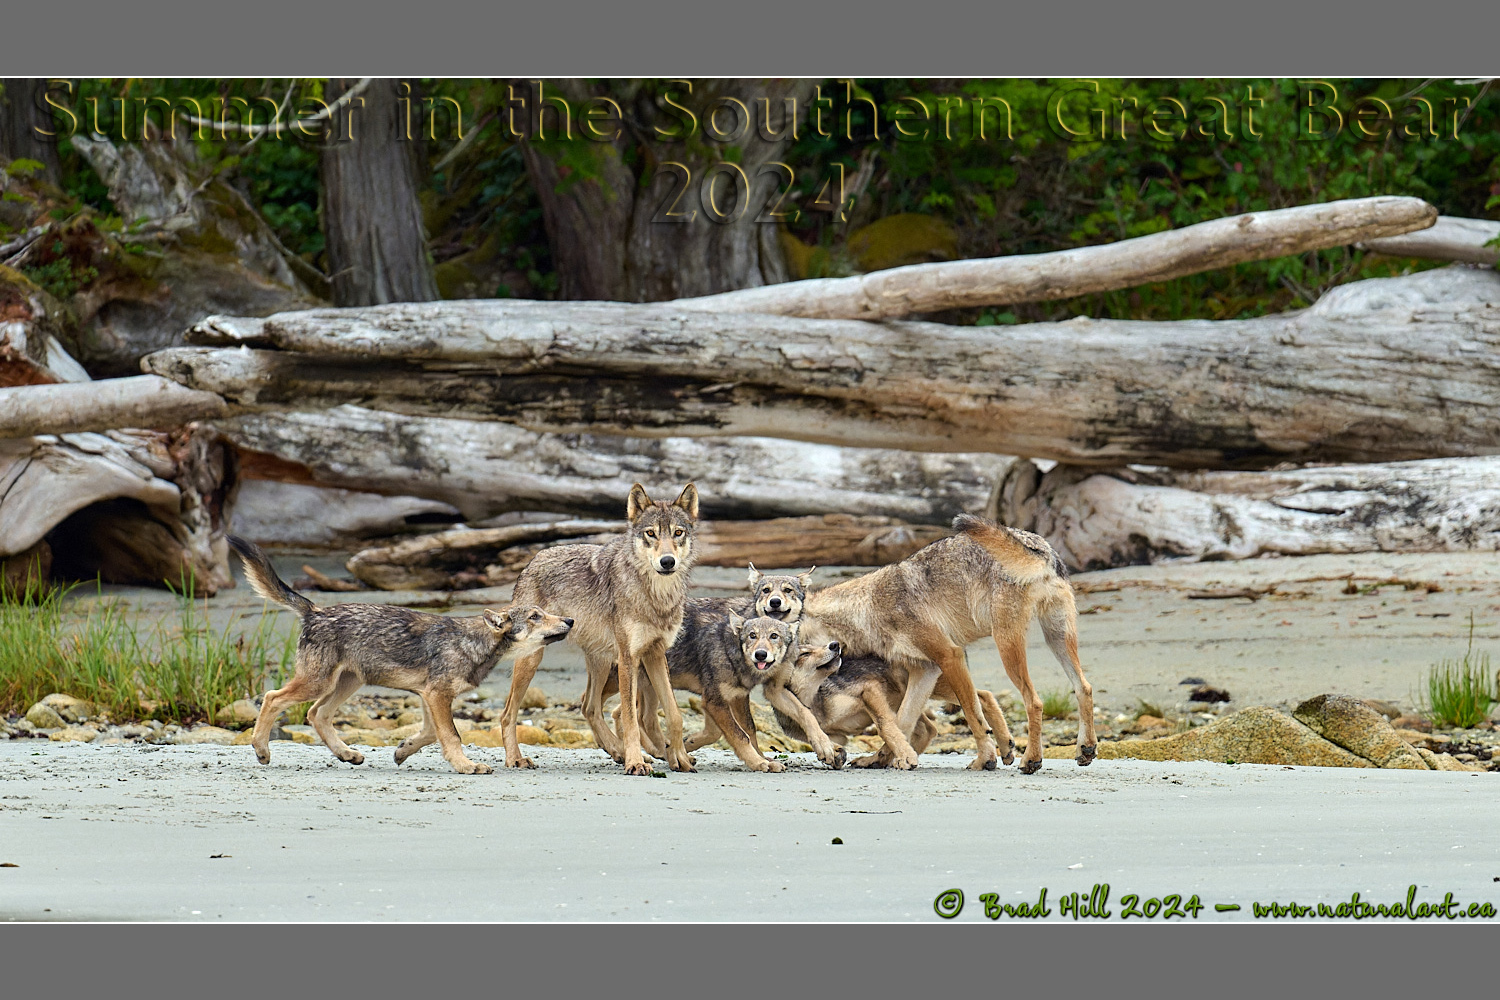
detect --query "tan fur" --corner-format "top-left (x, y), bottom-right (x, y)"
top-left (796, 514), bottom-right (1096, 774)
top-left (780, 645), bottom-right (1016, 768)
top-left (504, 483), bottom-right (700, 776)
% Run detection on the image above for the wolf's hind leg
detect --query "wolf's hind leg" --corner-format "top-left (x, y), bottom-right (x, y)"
top-left (582, 655), bottom-right (624, 762)
top-left (1039, 590), bottom-right (1095, 764)
top-left (250, 651), bottom-right (335, 766)
top-left (306, 667), bottom-right (366, 765)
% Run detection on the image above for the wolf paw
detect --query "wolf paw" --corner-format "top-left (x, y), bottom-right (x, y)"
top-left (341, 751), bottom-right (365, 766)
top-left (850, 754), bottom-right (888, 769)
top-left (750, 758), bottom-right (786, 773)
top-left (1076, 744), bottom-right (1097, 766)
top-left (505, 755), bottom-right (537, 769)
top-left (453, 759), bottom-right (493, 775)
top-left (892, 751), bottom-right (920, 771)
top-left (1001, 740), bottom-right (1017, 766)
top-left (826, 746), bottom-right (847, 770)
top-left (254, 748), bottom-right (270, 765)
top-left (624, 760), bottom-right (653, 776)
top-left (1018, 758), bottom-right (1043, 775)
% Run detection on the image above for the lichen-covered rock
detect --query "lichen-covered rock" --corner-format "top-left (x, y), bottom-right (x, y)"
top-left (1293, 693), bottom-right (1430, 770)
top-left (41, 693), bottom-right (93, 723)
top-left (24, 702), bottom-right (65, 730)
top-left (172, 725), bottom-right (237, 745)
top-left (1095, 706), bottom-right (1374, 767)
top-left (1417, 747), bottom-right (1488, 772)
top-left (48, 725), bottom-right (99, 742)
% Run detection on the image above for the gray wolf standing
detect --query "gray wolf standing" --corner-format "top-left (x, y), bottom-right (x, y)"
top-left (503, 483), bottom-right (699, 776)
top-left (228, 536), bottom-right (573, 775)
top-left (798, 513), bottom-right (1093, 774)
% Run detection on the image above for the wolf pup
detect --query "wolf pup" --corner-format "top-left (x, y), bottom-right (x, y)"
top-left (625, 564), bottom-right (844, 768)
top-left (503, 483), bottom-right (699, 776)
top-left (775, 644), bottom-right (1012, 767)
top-left (227, 536), bottom-right (572, 775)
top-left (613, 571), bottom-right (847, 770)
top-left (799, 513), bottom-right (1093, 775)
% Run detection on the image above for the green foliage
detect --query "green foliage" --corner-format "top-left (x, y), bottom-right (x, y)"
top-left (4, 159), bottom-right (45, 178)
top-left (1423, 613), bottom-right (1497, 729)
top-left (0, 574), bottom-right (294, 723)
top-left (21, 241), bottom-right (98, 299)
top-left (784, 77), bottom-right (1498, 322)
top-left (1041, 688), bottom-right (1075, 719)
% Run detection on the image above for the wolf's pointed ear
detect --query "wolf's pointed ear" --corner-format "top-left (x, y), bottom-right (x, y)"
top-left (674, 482), bottom-right (699, 520)
top-left (786, 620), bottom-right (801, 642)
top-left (482, 607), bottom-right (508, 631)
top-left (627, 483), bottom-right (652, 521)
top-left (798, 566), bottom-right (816, 590)
top-left (727, 611), bottom-right (746, 635)
top-left (746, 562), bottom-right (762, 586)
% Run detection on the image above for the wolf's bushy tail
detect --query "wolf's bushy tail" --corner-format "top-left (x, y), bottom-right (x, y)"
top-left (227, 535), bottom-right (314, 616)
top-left (952, 514), bottom-right (1056, 584)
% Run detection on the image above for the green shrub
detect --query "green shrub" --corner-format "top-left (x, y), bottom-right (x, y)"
top-left (0, 574), bottom-right (294, 723)
top-left (1041, 688), bottom-right (1075, 718)
top-left (1424, 614), bottom-right (1496, 729)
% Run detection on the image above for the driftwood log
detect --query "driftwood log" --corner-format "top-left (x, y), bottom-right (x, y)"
top-left (230, 479), bottom-right (462, 549)
top-left (0, 375), bottom-right (228, 438)
top-left (671, 197), bottom-right (1436, 320)
top-left (345, 515), bottom-right (951, 591)
top-left (147, 266), bottom-right (1500, 469)
top-left (219, 405), bottom-right (1009, 525)
top-left (1359, 216), bottom-right (1500, 266)
top-left (997, 457), bottom-right (1500, 572)
top-left (0, 425), bottom-right (237, 593)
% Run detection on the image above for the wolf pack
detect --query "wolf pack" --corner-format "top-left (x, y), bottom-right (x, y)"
top-left (229, 481), bottom-right (1097, 778)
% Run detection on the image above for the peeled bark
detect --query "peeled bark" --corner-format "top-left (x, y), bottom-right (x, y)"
top-left (0, 425), bottom-right (238, 593)
top-left (218, 404), bottom-right (1008, 525)
top-left (0, 375), bottom-right (227, 437)
top-left (999, 456), bottom-right (1500, 572)
top-left (675, 196), bottom-right (1437, 320)
top-left (520, 79), bottom-right (810, 302)
top-left (346, 515), bottom-right (951, 591)
top-left (149, 266), bottom-right (1500, 469)
top-left (1359, 216), bottom-right (1500, 266)
top-left (0, 79), bottom-right (62, 187)
top-left (0, 270), bottom-right (90, 386)
top-left (320, 78), bottom-right (438, 307)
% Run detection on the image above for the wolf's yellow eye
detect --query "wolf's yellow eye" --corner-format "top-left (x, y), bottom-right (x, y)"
top-left (673, 529), bottom-right (684, 538)
top-left (644, 529), bottom-right (657, 539)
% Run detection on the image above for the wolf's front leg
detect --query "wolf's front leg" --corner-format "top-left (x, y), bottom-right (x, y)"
top-left (763, 681), bottom-right (846, 769)
top-left (642, 643), bottom-right (694, 773)
top-left (614, 645), bottom-right (652, 776)
top-left (501, 649), bottom-right (544, 769)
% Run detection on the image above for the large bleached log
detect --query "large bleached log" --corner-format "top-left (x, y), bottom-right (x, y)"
top-left (0, 375), bottom-right (228, 438)
top-left (230, 479), bottom-right (461, 549)
top-left (0, 425), bottom-right (237, 593)
top-left (671, 196), bottom-right (1436, 320)
top-left (346, 515), bottom-right (951, 591)
top-left (219, 405), bottom-right (1009, 525)
top-left (148, 266), bottom-right (1500, 469)
top-left (998, 456), bottom-right (1500, 572)
top-left (1359, 216), bottom-right (1500, 266)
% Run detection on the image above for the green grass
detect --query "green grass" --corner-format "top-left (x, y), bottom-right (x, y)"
top-left (1134, 699), bottom-right (1170, 720)
top-left (0, 573), bottom-right (295, 724)
top-left (1041, 688), bottom-right (1075, 719)
top-left (1423, 613), bottom-right (1496, 730)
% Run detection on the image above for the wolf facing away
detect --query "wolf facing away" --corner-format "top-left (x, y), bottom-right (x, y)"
top-left (775, 644), bottom-right (1013, 766)
top-left (227, 535), bottom-right (573, 775)
top-left (797, 513), bottom-right (1093, 774)
top-left (502, 483), bottom-right (700, 776)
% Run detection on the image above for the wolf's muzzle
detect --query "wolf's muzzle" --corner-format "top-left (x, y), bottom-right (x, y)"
top-left (656, 554), bottom-right (677, 574)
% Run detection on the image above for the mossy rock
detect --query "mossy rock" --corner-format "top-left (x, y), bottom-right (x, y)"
top-left (846, 213), bottom-right (958, 272)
